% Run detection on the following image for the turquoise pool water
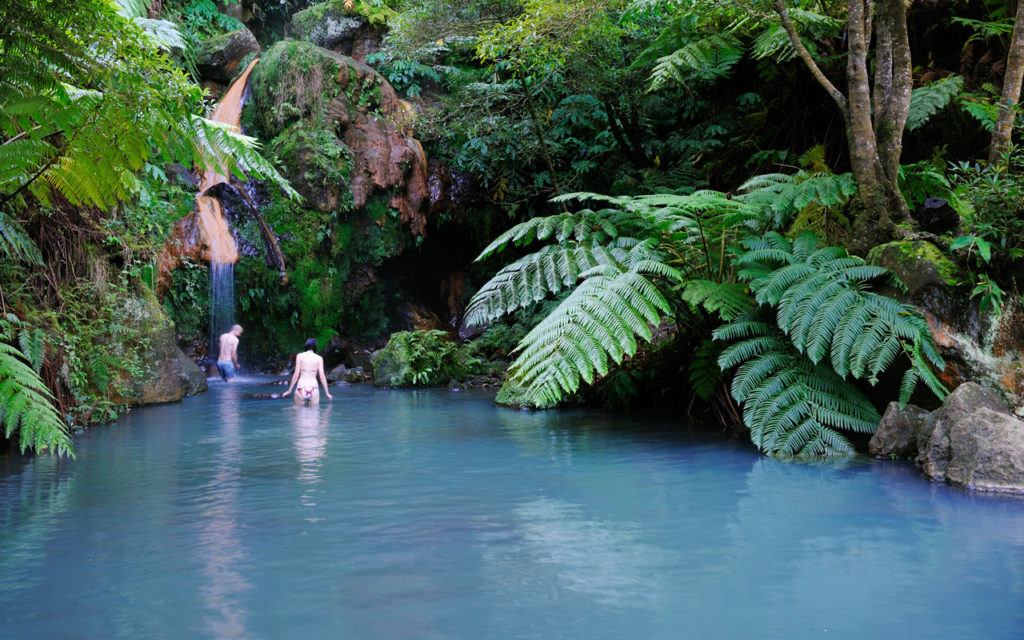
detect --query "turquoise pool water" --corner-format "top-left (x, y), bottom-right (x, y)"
top-left (1, 378), bottom-right (1022, 639)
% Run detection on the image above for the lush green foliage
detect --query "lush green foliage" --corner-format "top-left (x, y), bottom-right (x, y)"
top-left (375, 330), bottom-right (477, 386)
top-left (0, 318), bottom-right (72, 457)
top-left (465, 188), bottom-right (764, 408)
top-left (715, 232), bottom-right (946, 456)
top-left (0, 0), bottom-right (298, 454)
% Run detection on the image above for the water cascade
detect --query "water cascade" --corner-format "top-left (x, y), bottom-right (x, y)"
top-left (195, 58), bottom-right (258, 359)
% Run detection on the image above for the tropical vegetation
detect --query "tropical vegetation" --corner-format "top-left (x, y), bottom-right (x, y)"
top-left (2, 0), bottom-right (1024, 458)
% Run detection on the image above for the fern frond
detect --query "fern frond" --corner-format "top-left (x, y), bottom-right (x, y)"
top-left (504, 270), bottom-right (671, 407)
top-left (0, 341), bottom-right (73, 458)
top-left (906, 75), bottom-right (964, 131)
top-left (649, 31), bottom-right (744, 92)
top-left (681, 280), bottom-right (754, 321)
top-left (716, 315), bottom-right (878, 457)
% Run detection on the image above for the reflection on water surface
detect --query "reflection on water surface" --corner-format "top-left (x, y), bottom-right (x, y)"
top-left (1, 379), bottom-right (1022, 639)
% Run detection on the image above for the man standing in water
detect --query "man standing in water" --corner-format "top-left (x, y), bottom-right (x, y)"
top-left (216, 324), bottom-right (243, 382)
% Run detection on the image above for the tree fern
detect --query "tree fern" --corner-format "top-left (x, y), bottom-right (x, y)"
top-left (680, 279), bottom-right (753, 321)
top-left (906, 75), bottom-right (964, 131)
top-left (739, 169), bottom-right (855, 231)
top-left (468, 190), bottom-right (764, 408)
top-left (504, 265), bottom-right (676, 407)
top-left (716, 315), bottom-right (879, 456)
top-left (715, 231), bottom-right (948, 457)
top-left (751, 9), bottom-right (844, 62)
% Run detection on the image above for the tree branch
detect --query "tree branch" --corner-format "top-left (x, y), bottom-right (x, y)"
top-left (772, 0), bottom-right (848, 115)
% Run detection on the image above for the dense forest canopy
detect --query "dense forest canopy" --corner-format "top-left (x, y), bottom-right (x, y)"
top-left (2, 0), bottom-right (1023, 458)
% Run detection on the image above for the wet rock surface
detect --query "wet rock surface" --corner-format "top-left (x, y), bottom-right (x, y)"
top-left (290, 0), bottom-right (385, 61)
top-left (869, 239), bottom-right (1024, 412)
top-left (917, 383), bottom-right (1024, 493)
top-left (251, 40), bottom-right (430, 236)
top-left (196, 28), bottom-right (261, 84)
top-left (869, 403), bottom-right (931, 458)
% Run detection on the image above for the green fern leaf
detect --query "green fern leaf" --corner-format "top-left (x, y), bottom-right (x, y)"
top-left (906, 75), bottom-right (964, 131)
top-left (0, 341), bottom-right (73, 457)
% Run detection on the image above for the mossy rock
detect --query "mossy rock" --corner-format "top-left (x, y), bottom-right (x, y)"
top-left (291, 0), bottom-right (396, 55)
top-left (113, 290), bottom-right (208, 405)
top-left (251, 40), bottom-right (346, 137)
top-left (867, 240), bottom-right (964, 300)
top-left (196, 28), bottom-right (261, 83)
top-left (292, 1), bottom-right (369, 51)
top-left (370, 343), bottom-right (413, 387)
top-left (268, 122), bottom-right (353, 212)
top-left (251, 39), bottom-right (385, 137)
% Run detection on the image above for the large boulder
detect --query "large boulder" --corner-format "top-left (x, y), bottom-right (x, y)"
top-left (916, 383), bottom-right (1024, 492)
top-left (113, 292), bottom-right (207, 405)
top-left (869, 402), bottom-right (930, 458)
top-left (196, 28), bottom-right (261, 84)
top-left (290, 0), bottom-right (389, 61)
top-left (370, 345), bottom-right (412, 387)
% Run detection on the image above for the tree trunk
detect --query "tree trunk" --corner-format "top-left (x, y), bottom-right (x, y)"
top-left (774, 0), bottom-right (911, 247)
top-left (989, 0), bottom-right (1024, 165)
top-left (604, 100), bottom-right (649, 168)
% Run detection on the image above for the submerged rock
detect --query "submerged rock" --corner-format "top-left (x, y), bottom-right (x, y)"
top-left (327, 364), bottom-right (368, 383)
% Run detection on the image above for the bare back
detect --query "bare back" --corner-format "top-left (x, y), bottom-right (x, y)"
top-left (218, 332), bottom-right (239, 362)
top-left (295, 351), bottom-right (323, 385)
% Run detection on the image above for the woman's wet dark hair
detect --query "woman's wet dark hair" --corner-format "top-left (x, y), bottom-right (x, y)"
top-left (304, 338), bottom-right (318, 352)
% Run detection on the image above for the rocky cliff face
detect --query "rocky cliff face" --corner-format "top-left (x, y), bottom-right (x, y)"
top-left (250, 39), bottom-right (431, 236)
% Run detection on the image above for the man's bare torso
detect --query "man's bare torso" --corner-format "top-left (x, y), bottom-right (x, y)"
top-left (218, 333), bottom-right (239, 362)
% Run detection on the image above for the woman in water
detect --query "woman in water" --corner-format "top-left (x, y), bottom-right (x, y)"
top-left (281, 338), bottom-right (333, 405)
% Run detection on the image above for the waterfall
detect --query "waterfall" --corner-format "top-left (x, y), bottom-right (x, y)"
top-left (195, 59), bottom-right (258, 360)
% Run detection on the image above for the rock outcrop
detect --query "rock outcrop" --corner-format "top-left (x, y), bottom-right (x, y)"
top-left (290, 0), bottom-right (388, 61)
top-left (196, 28), bottom-right (261, 84)
top-left (869, 402), bottom-right (930, 458)
top-left (869, 239), bottom-right (1024, 413)
top-left (113, 293), bottom-right (208, 405)
top-left (251, 39), bottom-right (430, 236)
top-left (870, 383), bottom-right (1024, 493)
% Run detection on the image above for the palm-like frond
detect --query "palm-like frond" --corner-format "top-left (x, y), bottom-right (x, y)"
top-left (0, 0), bottom-right (296, 213)
top-left (751, 9), bottom-right (843, 62)
top-left (906, 75), bottom-right (964, 132)
top-left (649, 32), bottom-right (744, 92)
top-left (680, 279), bottom-right (753, 321)
top-left (716, 231), bottom-right (948, 457)
top-left (716, 314), bottom-right (879, 456)
top-left (738, 171), bottom-right (855, 228)
top-left (505, 266), bottom-right (674, 407)
top-left (0, 341), bottom-right (72, 458)
top-left (465, 243), bottom-right (628, 326)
